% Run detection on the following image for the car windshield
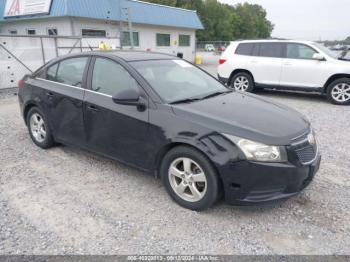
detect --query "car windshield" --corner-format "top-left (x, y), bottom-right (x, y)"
top-left (313, 43), bottom-right (339, 59)
top-left (131, 59), bottom-right (228, 103)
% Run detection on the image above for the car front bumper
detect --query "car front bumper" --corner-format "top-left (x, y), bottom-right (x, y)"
top-left (219, 154), bottom-right (321, 205)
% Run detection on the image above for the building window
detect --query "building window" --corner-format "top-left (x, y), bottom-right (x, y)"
top-left (156, 33), bottom-right (170, 47)
top-left (48, 28), bottom-right (58, 36)
top-left (122, 32), bottom-right (139, 46)
top-left (179, 35), bottom-right (190, 47)
top-left (27, 29), bottom-right (36, 35)
top-left (82, 29), bottom-right (106, 37)
top-left (9, 30), bottom-right (17, 35)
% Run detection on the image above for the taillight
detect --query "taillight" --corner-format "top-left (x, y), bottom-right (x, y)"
top-left (18, 79), bottom-right (25, 89)
top-left (219, 59), bottom-right (227, 65)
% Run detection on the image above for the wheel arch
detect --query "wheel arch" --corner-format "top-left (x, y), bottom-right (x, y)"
top-left (228, 69), bottom-right (255, 86)
top-left (23, 102), bottom-right (42, 125)
top-left (154, 141), bottom-right (221, 180)
top-left (324, 74), bottom-right (350, 92)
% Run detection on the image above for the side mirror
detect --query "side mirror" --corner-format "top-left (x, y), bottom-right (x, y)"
top-left (312, 53), bottom-right (325, 61)
top-left (112, 89), bottom-right (147, 111)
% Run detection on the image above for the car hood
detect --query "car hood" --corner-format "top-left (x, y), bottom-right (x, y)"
top-left (171, 92), bottom-right (310, 145)
top-left (329, 56), bottom-right (350, 65)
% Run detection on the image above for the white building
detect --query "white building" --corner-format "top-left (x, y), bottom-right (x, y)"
top-left (0, 0), bottom-right (203, 61)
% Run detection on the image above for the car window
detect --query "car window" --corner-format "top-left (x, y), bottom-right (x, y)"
top-left (251, 44), bottom-right (260, 56)
top-left (259, 43), bottom-right (284, 58)
top-left (286, 43), bottom-right (317, 59)
top-left (56, 57), bottom-right (88, 87)
top-left (131, 60), bottom-right (227, 103)
top-left (235, 43), bottom-right (254, 56)
top-left (92, 58), bottom-right (139, 96)
top-left (46, 63), bottom-right (58, 81)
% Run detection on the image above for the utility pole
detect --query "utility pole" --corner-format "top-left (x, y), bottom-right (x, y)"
top-left (119, 0), bottom-right (123, 50)
top-left (123, 7), bottom-right (134, 49)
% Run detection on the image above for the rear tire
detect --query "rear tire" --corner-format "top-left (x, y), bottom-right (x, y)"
top-left (160, 146), bottom-right (220, 211)
top-left (230, 72), bottom-right (254, 92)
top-left (26, 107), bottom-right (54, 149)
top-left (326, 78), bottom-right (350, 105)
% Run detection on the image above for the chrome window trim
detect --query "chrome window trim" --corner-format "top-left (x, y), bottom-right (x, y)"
top-left (36, 78), bottom-right (113, 98)
top-left (86, 88), bottom-right (113, 98)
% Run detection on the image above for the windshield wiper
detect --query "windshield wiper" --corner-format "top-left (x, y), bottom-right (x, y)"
top-left (200, 90), bottom-right (232, 100)
top-left (170, 90), bottom-right (232, 104)
top-left (170, 97), bottom-right (202, 105)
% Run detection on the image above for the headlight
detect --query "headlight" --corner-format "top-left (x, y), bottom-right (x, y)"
top-left (223, 134), bottom-right (287, 162)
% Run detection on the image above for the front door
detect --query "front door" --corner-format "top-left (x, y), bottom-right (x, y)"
top-left (280, 43), bottom-right (326, 88)
top-left (83, 57), bottom-right (150, 169)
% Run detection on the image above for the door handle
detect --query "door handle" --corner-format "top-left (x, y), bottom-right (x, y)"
top-left (46, 92), bottom-right (54, 98)
top-left (87, 104), bottom-right (100, 112)
top-left (251, 60), bottom-right (258, 63)
top-left (284, 62), bottom-right (292, 66)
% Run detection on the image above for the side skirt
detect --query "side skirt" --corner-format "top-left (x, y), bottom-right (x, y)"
top-left (255, 83), bottom-right (324, 93)
top-left (54, 138), bottom-right (154, 176)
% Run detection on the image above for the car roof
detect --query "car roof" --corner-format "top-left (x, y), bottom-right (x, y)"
top-left (231, 39), bottom-right (315, 45)
top-left (74, 50), bottom-right (177, 62)
top-left (41, 51), bottom-right (180, 73)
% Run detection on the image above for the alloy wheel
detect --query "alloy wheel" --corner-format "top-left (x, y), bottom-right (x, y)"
top-left (233, 76), bottom-right (249, 91)
top-left (168, 157), bottom-right (207, 202)
top-left (331, 83), bottom-right (350, 103)
top-left (30, 113), bottom-right (47, 143)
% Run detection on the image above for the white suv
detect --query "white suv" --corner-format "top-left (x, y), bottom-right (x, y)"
top-left (218, 40), bottom-right (350, 105)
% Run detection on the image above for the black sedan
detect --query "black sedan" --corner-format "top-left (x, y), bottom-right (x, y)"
top-left (18, 51), bottom-right (321, 211)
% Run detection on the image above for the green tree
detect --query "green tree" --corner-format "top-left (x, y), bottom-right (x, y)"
top-left (234, 3), bottom-right (274, 39)
top-left (197, 0), bottom-right (232, 41)
top-left (142, 0), bottom-right (274, 41)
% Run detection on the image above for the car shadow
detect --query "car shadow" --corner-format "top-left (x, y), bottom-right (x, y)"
top-left (211, 197), bottom-right (290, 214)
top-left (59, 144), bottom-right (306, 215)
top-left (254, 88), bottom-right (329, 104)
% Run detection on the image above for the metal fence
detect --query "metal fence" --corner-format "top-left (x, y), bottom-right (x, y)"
top-left (196, 41), bottom-right (231, 51)
top-left (0, 35), bottom-right (120, 89)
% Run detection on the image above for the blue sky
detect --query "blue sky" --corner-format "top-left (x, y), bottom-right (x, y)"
top-left (218, 0), bottom-right (349, 41)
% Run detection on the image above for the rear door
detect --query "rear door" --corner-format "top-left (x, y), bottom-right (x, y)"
top-left (83, 57), bottom-right (150, 169)
top-left (248, 42), bottom-right (284, 86)
top-left (36, 56), bottom-right (90, 146)
top-left (280, 43), bottom-right (326, 88)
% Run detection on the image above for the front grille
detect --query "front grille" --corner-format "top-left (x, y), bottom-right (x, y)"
top-left (290, 131), bottom-right (318, 165)
top-left (294, 144), bottom-right (317, 164)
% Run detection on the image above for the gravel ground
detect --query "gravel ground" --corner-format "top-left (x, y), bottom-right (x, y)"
top-left (0, 60), bottom-right (350, 255)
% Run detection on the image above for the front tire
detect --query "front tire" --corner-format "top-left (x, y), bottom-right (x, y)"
top-left (327, 78), bottom-right (350, 105)
top-left (26, 107), bottom-right (54, 149)
top-left (230, 72), bottom-right (254, 92)
top-left (160, 146), bottom-right (220, 211)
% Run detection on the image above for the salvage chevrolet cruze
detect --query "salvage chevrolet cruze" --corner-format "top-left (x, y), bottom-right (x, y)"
top-left (18, 51), bottom-right (321, 210)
